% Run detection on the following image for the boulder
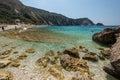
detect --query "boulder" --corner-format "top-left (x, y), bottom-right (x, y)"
top-left (60, 54), bottom-right (89, 73)
top-left (82, 53), bottom-right (98, 62)
top-left (0, 60), bottom-right (11, 68)
top-left (63, 48), bottom-right (80, 58)
top-left (92, 27), bottom-right (119, 46)
top-left (0, 71), bottom-right (13, 80)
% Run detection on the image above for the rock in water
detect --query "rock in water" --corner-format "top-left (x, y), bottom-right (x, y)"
top-left (82, 53), bottom-right (98, 62)
top-left (71, 72), bottom-right (93, 80)
top-left (48, 65), bottom-right (64, 80)
top-left (92, 28), bottom-right (117, 46)
top-left (45, 50), bottom-right (55, 57)
top-left (60, 54), bottom-right (89, 73)
top-left (36, 57), bottom-right (50, 68)
top-left (25, 48), bottom-right (35, 53)
top-left (0, 71), bottom-right (13, 80)
top-left (63, 48), bottom-right (80, 58)
top-left (0, 60), bottom-right (11, 68)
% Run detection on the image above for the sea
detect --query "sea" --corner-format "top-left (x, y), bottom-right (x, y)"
top-left (0, 25), bottom-right (118, 80)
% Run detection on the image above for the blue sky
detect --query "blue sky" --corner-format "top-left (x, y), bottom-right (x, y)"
top-left (20, 0), bottom-right (120, 25)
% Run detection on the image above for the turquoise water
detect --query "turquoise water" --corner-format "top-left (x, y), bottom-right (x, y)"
top-left (0, 26), bottom-right (117, 80)
top-left (37, 26), bottom-right (116, 52)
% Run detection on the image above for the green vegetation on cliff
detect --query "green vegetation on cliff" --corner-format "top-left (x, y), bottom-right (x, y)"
top-left (0, 0), bottom-right (94, 25)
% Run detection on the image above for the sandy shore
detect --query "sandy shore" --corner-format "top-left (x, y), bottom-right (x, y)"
top-left (0, 24), bottom-right (38, 31)
top-left (0, 24), bottom-right (49, 31)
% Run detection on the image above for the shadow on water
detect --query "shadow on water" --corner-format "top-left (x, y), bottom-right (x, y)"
top-left (106, 74), bottom-right (118, 80)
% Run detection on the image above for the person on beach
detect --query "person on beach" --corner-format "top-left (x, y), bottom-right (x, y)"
top-left (15, 26), bottom-right (17, 30)
top-left (2, 26), bottom-right (5, 31)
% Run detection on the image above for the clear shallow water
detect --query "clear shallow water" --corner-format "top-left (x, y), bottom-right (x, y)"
top-left (0, 26), bottom-right (118, 80)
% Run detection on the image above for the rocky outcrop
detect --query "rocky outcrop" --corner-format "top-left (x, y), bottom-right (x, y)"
top-left (92, 27), bottom-right (120, 46)
top-left (93, 26), bottom-right (120, 79)
top-left (96, 23), bottom-right (104, 26)
top-left (103, 37), bottom-right (120, 79)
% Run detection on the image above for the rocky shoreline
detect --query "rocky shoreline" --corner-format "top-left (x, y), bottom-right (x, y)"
top-left (0, 42), bottom-right (112, 80)
top-left (0, 27), bottom-right (117, 80)
top-left (92, 26), bottom-right (120, 79)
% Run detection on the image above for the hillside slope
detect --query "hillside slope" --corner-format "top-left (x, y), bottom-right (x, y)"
top-left (0, 0), bottom-right (94, 25)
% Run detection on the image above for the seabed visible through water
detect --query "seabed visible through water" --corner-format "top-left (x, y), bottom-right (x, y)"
top-left (0, 26), bottom-right (118, 80)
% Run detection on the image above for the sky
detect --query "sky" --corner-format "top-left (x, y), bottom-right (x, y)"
top-left (20, 0), bottom-right (120, 25)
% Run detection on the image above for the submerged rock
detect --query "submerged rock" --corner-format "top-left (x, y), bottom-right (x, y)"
top-left (11, 63), bottom-right (20, 67)
top-left (36, 56), bottom-right (50, 68)
top-left (60, 54), bottom-right (89, 73)
top-left (48, 65), bottom-right (64, 80)
top-left (50, 57), bottom-right (59, 65)
top-left (18, 54), bottom-right (27, 60)
top-left (0, 60), bottom-right (11, 68)
top-left (100, 49), bottom-right (110, 59)
top-left (63, 48), bottom-right (80, 58)
top-left (82, 53), bottom-right (98, 62)
top-left (0, 50), bottom-right (12, 59)
top-left (25, 48), bottom-right (35, 53)
top-left (0, 71), bottom-right (13, 80)
top-left (71, 72), bottom-right (93, 80)
top-left (13, 51), bottom-right (19, 54)
top-left (45, 50), bottom-right (55, 57)
top-left (97, 55), bottom-right (105, 60)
